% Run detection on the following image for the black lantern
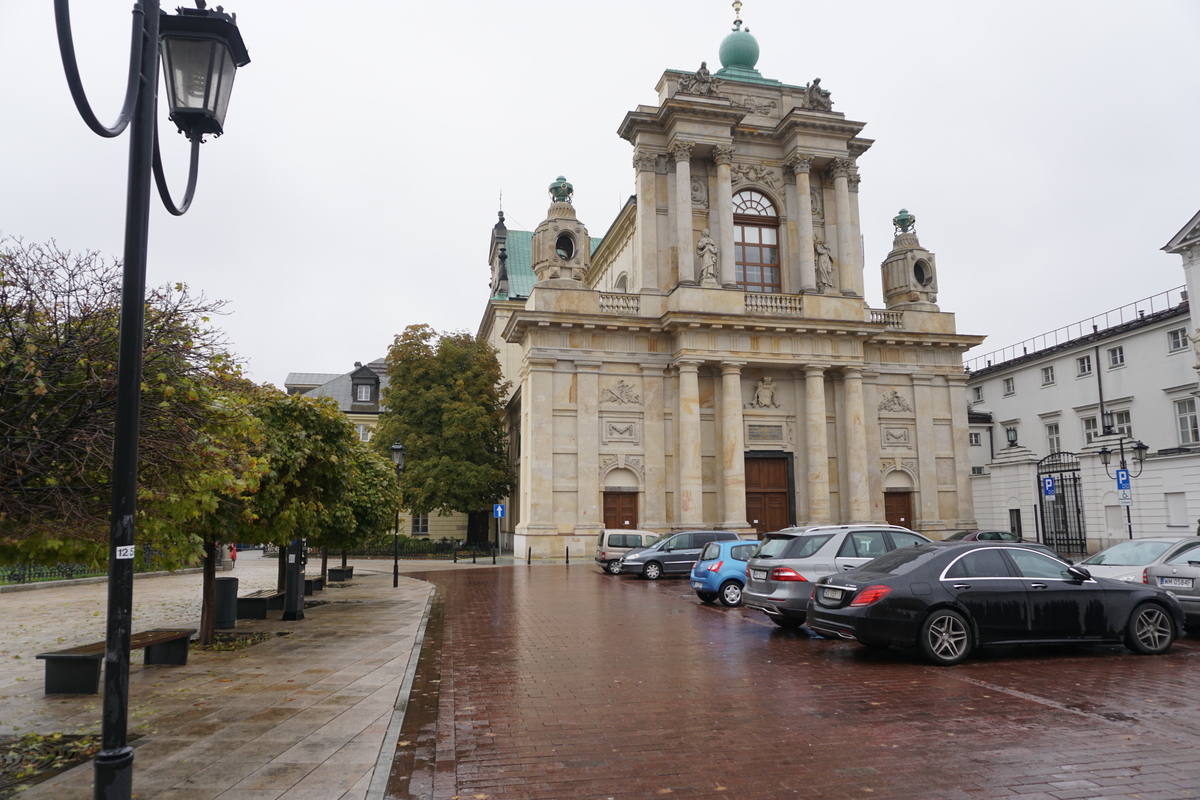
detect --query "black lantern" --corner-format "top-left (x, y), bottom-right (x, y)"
top-left (159, 5), bottom-right (250, 140)
top-left (1005, 427), bottom-right (1018, 447)
top-left (1133, 440), bottom-right (1149, 463)
top-left (389, 442), bottom-right (406, 472)
top-left (1102, 410), bottom-right (1115, 435)
top-left (1098, 446), bottom-right (1112, 467)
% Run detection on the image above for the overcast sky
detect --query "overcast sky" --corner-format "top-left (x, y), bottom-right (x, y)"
top-left (2, 1), bottom-right (1197, 389)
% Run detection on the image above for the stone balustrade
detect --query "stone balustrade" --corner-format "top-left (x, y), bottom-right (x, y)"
top-left (599, 293), bottom-right (641, 314)
top-left (744, 293), bottom-right (804, 316)
top-left (869, 308), bottom-right (903, 328)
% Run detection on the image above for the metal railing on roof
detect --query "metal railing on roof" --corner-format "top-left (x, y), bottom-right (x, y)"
top-left (964, 285), bottom-right (1187, 373)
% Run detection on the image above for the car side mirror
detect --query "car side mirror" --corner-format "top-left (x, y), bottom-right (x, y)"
top-left (1067, 565), bottom-right (1091, 582)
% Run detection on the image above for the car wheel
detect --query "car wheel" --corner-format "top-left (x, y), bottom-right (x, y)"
top-left (1125, 603), bottom-right (1175, 655)
top-left (696, 591), bottom-right (718, 603)
top-left (643, 562), bottom-right (663, 580)
top-left (767, 613), bottom-right (804, 629)
top-left (919, 609), bottom-right (971, 666)
top-left (606, 560), bottom-right (622, 575)
top-left (718, 580), bottom-right (743, 607)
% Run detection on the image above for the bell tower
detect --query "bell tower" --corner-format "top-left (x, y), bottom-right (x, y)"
top-left (531, 176), bottom-right (592, 287)
top-left (881, 208), bottom-right (939, 310)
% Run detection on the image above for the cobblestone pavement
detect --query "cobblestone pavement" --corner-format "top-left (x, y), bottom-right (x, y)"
top-left (387, 565), bottom-right (1200, 800)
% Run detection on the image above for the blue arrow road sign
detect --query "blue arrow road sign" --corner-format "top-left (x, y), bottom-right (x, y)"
top-left (1042, 476), bottom-right (1056, 498)
top-left (1116, 469), bottom-right (1130, 491)
top-left (493, 504), bottom-right (505, 518)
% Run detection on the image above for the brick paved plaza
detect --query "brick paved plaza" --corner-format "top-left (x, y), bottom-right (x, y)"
top-left (386, 565), bottom-right (1200, 800)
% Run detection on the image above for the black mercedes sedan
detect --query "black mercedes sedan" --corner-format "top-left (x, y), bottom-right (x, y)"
top-left (805, 542), bottom-right (1185, 666)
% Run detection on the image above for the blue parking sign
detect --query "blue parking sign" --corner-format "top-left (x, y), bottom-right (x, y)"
top-left (1115, 469), bottom-right (1130, 491)
top-left (1042, 476), bottom-right (1056, 498)
top-left (493, 504), bottom-right (505, 518)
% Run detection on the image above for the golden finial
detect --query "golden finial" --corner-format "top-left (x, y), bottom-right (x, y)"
top-left (733, 1), bottom-right (743, 23)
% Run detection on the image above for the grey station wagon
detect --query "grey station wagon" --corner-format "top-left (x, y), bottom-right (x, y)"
top-left (618, 530), bottom-right (741, 579)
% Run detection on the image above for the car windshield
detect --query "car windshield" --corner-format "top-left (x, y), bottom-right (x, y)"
top-left (858, 547), bottom-right (942, 576)
top-left (1082, 540), bottom-right (1175, 566)
top-left (751, 535), bottom-right (795, 559)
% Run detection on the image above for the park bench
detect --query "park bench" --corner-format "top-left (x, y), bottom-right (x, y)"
top-left (36, 628), bottom-right (196, 695)
top-left (237, 589), bottom-right (285, 619)
top-left (304, 575), bottom-right (324, 595)
top-left (327, 566), bottom-right (353, 581)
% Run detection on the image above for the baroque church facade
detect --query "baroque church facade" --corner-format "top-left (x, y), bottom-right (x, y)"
top-left (479, 11), bottom-right (984, 557)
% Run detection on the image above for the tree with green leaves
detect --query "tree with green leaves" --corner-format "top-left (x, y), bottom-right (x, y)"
top-left (375, 324), bottom-right (511, 519)
top-left (310, 439), bottom-right (402, 576)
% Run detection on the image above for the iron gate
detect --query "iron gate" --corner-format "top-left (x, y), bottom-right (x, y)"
top-left (1037, 452), bottom-right (1087, 555)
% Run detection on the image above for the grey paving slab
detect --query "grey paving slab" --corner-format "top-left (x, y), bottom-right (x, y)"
top-left (3, 554), bottom-right (437, 799)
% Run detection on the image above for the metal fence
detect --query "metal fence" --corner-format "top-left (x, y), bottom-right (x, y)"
top-left (263, 538), bottom-right (495, 561)
top-left (1, 562), bottom-right (109, 585)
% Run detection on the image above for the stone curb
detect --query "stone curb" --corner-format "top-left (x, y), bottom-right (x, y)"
top-left (366, 581), bottom-right (436, 800)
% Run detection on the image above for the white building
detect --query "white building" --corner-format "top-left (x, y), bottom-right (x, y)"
top-left (967, 262), bottom-right (1199, 555)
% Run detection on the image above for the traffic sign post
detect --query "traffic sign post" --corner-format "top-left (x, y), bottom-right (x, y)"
top-left (1042, 476), bottom-right (1056, 500)
top-left (493, 504), bottom-right (505, 518)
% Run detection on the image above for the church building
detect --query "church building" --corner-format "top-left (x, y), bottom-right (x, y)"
top-left (478, 7), bottom-right (984, 557)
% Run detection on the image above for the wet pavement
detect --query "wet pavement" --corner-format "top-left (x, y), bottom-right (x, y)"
top-left (386, 565), bottom-right (1200, 800)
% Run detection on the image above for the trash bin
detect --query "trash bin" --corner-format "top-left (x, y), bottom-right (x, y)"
top-left (215, 576), bottom-right (239, 630)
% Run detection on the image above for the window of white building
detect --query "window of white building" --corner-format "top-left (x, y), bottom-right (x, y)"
top-left (1107, 345), bottom-right (1125, 368)
top-left (1046, 423), bottom-right (1061, 453)
top-left (1109, 410), bottom-right (1132, 437)
top-left (1166, 492), bottom-right (1188, 528)
top-left (1169, 327), bottom-right (1188, 353)
top-left (1041, 366), bottom-right (1055, 385)
top-left (356, 384), bottom-right (372, 402)
top-left (971, 466), bottom-right (986, 475)
top-left (1083, 416), bottom-right (1098, 444)
top-left (355, 424), bottom-right (373, 442)
top-left (969, 432), bottom-right (982, 446)
top-left (411, 514), bottom-right (429, 535)
top-left (1076, 355), bottom-right (1092, 376)
top-left (1177, 398), bottom-right (1199, 445)
top-left (1003, 377), bottom-right (1015, 396)
top-left (972, 386), bottom-right (983, 403)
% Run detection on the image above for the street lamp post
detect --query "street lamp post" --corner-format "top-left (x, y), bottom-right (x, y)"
top-left (389, 443), bottom-right (406, 588)
top-left (1097, 412), bottom-right (1150, 541)
top-left (53, 3), bottom-right (249, 798)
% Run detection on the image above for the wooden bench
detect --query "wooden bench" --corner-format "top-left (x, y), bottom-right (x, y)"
top-left (36, 628), bottom-right (196, 695)
top-left (237, 589), bottom-right (285, 619)
top-left (304, 575), bottom-right (324, 595)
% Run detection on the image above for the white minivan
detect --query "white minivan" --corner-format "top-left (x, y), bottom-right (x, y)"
top-left (595, 529), bottom-right (660, 575)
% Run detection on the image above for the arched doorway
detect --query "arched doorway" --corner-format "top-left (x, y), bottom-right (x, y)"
top-left (883, 468), bottom-right (915, 528)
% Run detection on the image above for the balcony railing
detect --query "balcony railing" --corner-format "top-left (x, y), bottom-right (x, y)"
top-left (744, 293), bottom-right (804, 316)
top-left (868, 309), bottom-right (903, 328)
top-left (599, 293), bottom-right (640, 314)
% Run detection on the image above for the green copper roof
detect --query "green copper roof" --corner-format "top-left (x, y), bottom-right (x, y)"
top-left (719, 27), bottom-right (759, 70)
top-left (492, 230), bottom-right (602, 301)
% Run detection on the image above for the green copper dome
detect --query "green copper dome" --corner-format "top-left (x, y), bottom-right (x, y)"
top-left (719, 22), bottom-right (759, 70)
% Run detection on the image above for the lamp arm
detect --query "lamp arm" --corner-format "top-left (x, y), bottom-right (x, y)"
top-left (152, 119), bottom-right (201, 216)
top-left (54, 0), bottom-right (146, 139)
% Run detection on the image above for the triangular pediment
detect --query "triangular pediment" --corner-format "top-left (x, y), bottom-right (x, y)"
top-left (1163, 208), bottom-right (1200, 255)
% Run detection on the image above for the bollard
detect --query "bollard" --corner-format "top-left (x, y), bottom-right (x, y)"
top-left (472, 551), bottom-right (477, 564)
top-left (493, 546), bottom-right (497, 565)
top-left (527, 547), bottom-right (532, 565)
top-left (453, 548), bottom-right (457, 564)
top-left (565, 546), bottom-right (569, 565)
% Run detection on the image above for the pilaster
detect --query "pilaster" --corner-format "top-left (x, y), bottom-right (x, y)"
top-left (640, 362), bottom-right (669, 532)
top-left (633, 149), bottom-right (660, 294)
top-left (712, 145), bottom-right (737, 288)
top-left (804, 365), bottom-right (831, 523)
top-left (719, 361), bottom-right (750, 530)
top-left (947, 374), bottom-right (978, 529)
top-left (575, 361), bottom-right (603, 534)
top-left (911, 374), bottom-right (940, 530)
top-left (787, 154), bottom-right (817, 292)
top-left (670, 140), bottom-right (696, 285)
top-left (516, 358), bottom-right (559, 536)
top-left (843, 367), bottom-right (871, 523)
top-left (675, 358), bottom-right (704, 526)
top-left (830, 158), bottom-right (858, 297)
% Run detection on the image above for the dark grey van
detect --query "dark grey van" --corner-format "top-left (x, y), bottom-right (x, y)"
top-left (617, 530), bottom-right (740, 579)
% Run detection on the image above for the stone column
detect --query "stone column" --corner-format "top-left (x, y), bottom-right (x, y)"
top-left (575, 361), bottom-right (603, 534)
top-left (829, 158), bottom-right (857, 296)
top-left (670, 140), bottom-right (696, 284)
top-left (517, 358), bottom-right (559, 537)
top-left (712, 145), bottom-right (737, 288)
top-left (640, 363), bottom-right (668, 532)
top-left (947, 374), bottom-right (978, 529)
top-left (676, 359), bottom-right (704, 526)
top-left (848, 172), bottom-right (864, 297)
top-left (804, 365), bottom-right (831, 523)
top-left (912, 374), bottom-right (939, 528)
top-left (633, 149), bottom-right (659, 294)
top-left (843, 367), bottom-right (871, 523)
top-left (719, 362), bottom-right (749, 530)
top-left (787, 154), bottom-right (817, 292)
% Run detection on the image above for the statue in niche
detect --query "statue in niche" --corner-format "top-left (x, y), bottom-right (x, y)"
top-left (801, 77), bottom-right (833, 111)
top-left (679, 61), bottom-right (722, 96)
top-left (691, 175), bottom-right (708, 207)
top-left (814, 239), bottom-right (835, 293)
top-left (751, 376), bottom-right (780, 409)
top-left (696, 229), bottom-right (719, 287)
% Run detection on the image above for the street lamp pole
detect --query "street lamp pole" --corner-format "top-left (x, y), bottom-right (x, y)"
top-left (1097, 412), bottom-right (1150, 541)
top-left (389, 443), bottom-right (406, 588)
top-left (53, 4), bottom-right (249, 798)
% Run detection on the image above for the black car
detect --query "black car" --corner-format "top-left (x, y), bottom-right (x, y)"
top-left (805, 542), bottom-right (1185, 665)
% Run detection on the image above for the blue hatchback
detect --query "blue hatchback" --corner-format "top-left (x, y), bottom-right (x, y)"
top-left (691, 539), bottom-right (761, 606)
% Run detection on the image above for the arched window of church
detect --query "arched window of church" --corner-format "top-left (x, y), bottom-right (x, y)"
top-left (614, 273), bottom-right (628, 293)
top-left (733, 190), bottom-right (781, 293)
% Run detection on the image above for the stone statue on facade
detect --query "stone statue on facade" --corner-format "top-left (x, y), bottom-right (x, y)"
top-left (801, 78), bottom-right (833, 111)
top-left (679, 61), bottom-right (723, 96)
top-left (691, 176), bottom-right (709, 207)
top-left (814, 239), bottom-right (835, 293)
top-left (752, 376), bottom-right (780, 408)
top-left (548, 175), bottom-right (574, 204)
top-left (1189, 328), bottom-right (1200, 366)
top-left (697, 229), bottom-right (719, 287)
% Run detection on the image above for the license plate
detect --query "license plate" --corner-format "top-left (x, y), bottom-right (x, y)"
top-left (692, 581), bottom-right (703, 589)
top-left (752, 570), bottom-right (767, 580)
top-left (821, 587), bottom-right (844, 601)
top-left (1159, 577), bottom-right (1194, 589)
